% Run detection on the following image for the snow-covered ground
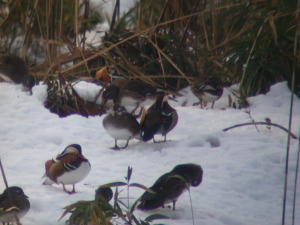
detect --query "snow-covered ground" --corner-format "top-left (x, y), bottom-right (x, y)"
top-left (0, 81), bottom-right (299, 225)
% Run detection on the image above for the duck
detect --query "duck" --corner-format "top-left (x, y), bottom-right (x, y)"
top-left (95, 186), bottom-right (113, 202)
top-left (140, 94), bottom-right (178, 142)
top-left (0, 54), bottom-right (35, 94)
top-left (97, 68), bottom-right (164, 115)
top-left (117, 79), bottom-right (164, 115)
top-left (64, 186), bottom-right (113, 225)
top-left (95, 66), bottom-right (123, 85)
top-left (95, 66), bottom-right (112, 84)
top-left (43, 144), bottom-right (91, 194)
top-left (137, 163), bottom-right (203, 211)
top-left (101, 78), bottom-right (129, 110)
top-left (191, 77), bottom-right (223, 108)
top-left (0, 186), bottom-right (30, 224)
top-left (102, 104), bottom-right (140, 150)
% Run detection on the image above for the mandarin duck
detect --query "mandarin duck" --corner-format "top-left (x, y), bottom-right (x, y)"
top-left (0, 186), bottom-right (30, 224)
top-left (95, 66), bottom-right (112, 84)
top-left (95, 66), bottom-right (122, 85)
top-left (0, 54), bottom-right (35, 94)
top-left (140, 94), bottom-right (178, 143)
top-left (137, 163), bottom-right (203, 211)
top-left (102, 104), bottom-right (140, 150)
top-left (43, 144), bottom-right (91, 194)
top-left (191, 77), bottom-right (223, 108)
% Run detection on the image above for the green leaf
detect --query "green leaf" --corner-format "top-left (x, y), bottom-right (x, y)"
top-left (131, 213), bottom-right (141, 225)
top-left (125, 166), bottom-right (133, 182)
top-left (117, 199), bottom-right (128, 209)
top-left (59, 201), bottom-right (91, 221)
top-left (144, 214), bottom-right (170, 222)
top-left (130, 198), bottom-right (141, 214)
top-left (129, 183), bottom-right (156, 194)
top-left (267, 13), bottom-right (278, 45)
top-left (129, 183), bottom-right (151, 190)
top-left (100, 182), bottom-right (127, 187)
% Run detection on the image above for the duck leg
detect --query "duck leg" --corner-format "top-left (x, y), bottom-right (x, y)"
top-left (130, 103), bottom-right (140, 115)
top-left (111, 139), bottom-right (121, 150)
top-left (111, 139), bottom-right (130, 150)
top-left (122, 139), bottom-right (130, 149)
top-left (172, 200), bottom-right (177, 211)
top-left (153, 137), bottom-right (157, 143)
top-left (70, 184), bottom-right (76, 194)
top-left (62, 184), bottom-right (68, 193)
top-left (63, 184), bottom-right (76, 194)
top-left (192, 101), bottom-right (201, 106)
top-left (134, 107), bottom-right (144, 118)
top-left (211, 101), bottom-right (215, 108)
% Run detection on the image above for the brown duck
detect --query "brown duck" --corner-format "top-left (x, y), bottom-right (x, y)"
top-left (137, 163), bottom-right (203, 210)
top-left (102, 104), bottom-right (140, 150)
top-left (140, 94), bottom-right (178, 142)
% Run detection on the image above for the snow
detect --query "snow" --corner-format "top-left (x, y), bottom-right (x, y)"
top-left (0, 81), bottom-right (299, 225)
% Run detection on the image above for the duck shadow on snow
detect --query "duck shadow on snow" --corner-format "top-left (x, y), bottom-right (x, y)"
top-left (104, 132), bottom-right (221, 152)
top-left (114, 139), bottom-right (179, 153)
top-left (127, 135), bottom-right (220, 152)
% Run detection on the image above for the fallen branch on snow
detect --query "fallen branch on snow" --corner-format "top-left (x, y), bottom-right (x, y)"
top-left (223, 122), bottom-right (298, 139)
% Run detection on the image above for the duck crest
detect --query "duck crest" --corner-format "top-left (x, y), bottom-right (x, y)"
top-left (108, 104), bottom-right (125, 117)
top-left (172, 164), bottom-right (203, 187)
top-left (153, 94), bottom-right (166, 109)
top-left (57, 144), bottom-right (83, 160)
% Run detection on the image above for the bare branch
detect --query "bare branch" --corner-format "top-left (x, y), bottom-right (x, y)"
top-left (223, 122), bottom-right (298, 139)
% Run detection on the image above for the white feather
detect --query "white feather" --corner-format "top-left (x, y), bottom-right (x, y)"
top-left (56, 161), bottom-right (91, 185)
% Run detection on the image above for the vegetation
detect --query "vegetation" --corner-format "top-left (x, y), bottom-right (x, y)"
top-left (0, 0), bottom-right (299, 116)
top-left (60, 167), bottom-right (169, 225)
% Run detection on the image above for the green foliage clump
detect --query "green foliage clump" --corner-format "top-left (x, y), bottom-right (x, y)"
top-left (61, 167), bottom-right (169, 225)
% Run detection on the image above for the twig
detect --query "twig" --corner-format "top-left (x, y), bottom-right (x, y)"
top-left (223, 122), bottom-right (298, 139)
top-left (60, 2), bottom-right (249, 75)
top-left (288, 0), bottom-right (300, 224)
top-left (188, 188), bottom-right (195, 225)
top-left (240, 17), bottom-right (268, 89)
top-left (110, 0), bottom-right (120, 32)
top-left (244, 109), bottom-right (259, 132)
top-left (292, 133), bottom-right (300, 225)
top-left (179, 0), bottom-right (201, 47)
top-left (145, 37), bottom-right (192, 84)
